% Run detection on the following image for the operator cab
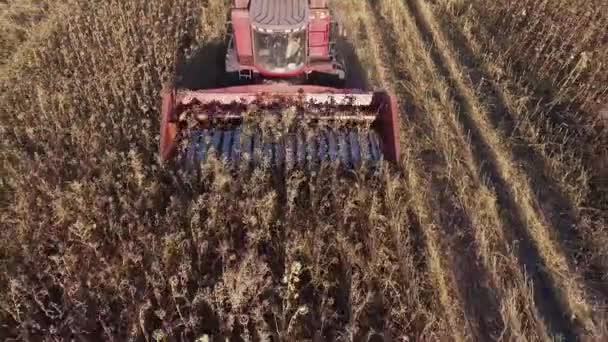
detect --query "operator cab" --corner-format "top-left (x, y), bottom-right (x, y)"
top-left (249, 0), bottom-right (308, 75)
top-left (226, 0), bottom-right (344, 83)
top-left (253, 27), bottom-right (306, 73)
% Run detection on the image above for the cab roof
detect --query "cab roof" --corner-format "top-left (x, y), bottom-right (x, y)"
top-left (250, 0), bottom-right (309, 32)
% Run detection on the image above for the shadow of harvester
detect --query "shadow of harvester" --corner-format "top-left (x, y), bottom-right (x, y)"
top-left (174, 39), bottom-right (227, 90)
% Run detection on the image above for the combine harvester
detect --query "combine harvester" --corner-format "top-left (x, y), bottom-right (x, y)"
top-left (160, 0), bottom-right (400, 170)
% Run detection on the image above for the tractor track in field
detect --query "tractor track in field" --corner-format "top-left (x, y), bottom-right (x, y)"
top-left (347, 3), bottom-right (441, 338)
top-left (431, 5), bottom-right (608, 302)
top-left (365, 0), bottom-right (603, 339)
top-left (400, 0), bottom-right (577, 338)
top-left (365, 1), bottom-right (506, 340)
top-left (402, 0), bottom-right (603, 338)
top-left (360, 4), bottom-right (463, 339)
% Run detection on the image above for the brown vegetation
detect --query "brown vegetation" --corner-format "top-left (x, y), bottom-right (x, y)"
top-left (1, 0), bottom-right (606, 340)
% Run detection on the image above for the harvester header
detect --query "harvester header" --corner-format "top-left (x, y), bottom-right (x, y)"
top-left (159, 0), bottom-right (400, 170)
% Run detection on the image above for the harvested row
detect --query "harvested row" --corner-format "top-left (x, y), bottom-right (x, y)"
top-left (432, 0), bottom-right (608, 298)
top-left (366, 0), bottom-right (504, 340)
top-left (343, 0), bottom-right (479, 339)
top-left (400, 0), bottom-right (605, 338)
top-left (369, 0), bottom-right (532, 339)
top-left (367, 0), bottom-right (606, 339)
top-left (327, 1), bottom-right (445, 338)
top-left (0, 0), bottom-right (438, 340)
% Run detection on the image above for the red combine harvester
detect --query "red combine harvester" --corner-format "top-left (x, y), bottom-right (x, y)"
top-left (160, 0), bottom-right (400, 169)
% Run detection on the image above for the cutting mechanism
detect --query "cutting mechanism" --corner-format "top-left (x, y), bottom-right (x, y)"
top-left (160, 0), bottom-right (400, 170)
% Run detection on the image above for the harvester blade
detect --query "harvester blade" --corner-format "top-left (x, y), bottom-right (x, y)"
top-left (338, 130), bottom-right (350, 167)
top-left (161, 85), bottom-right (401, 168)
top-left (369, 131), bottom-right (382, 162)
top-left (252, 132), bottom-right (263, 166)
top-left (211, 130), bottom-right (223, 158)
top-left (196, 129), bottom-right (211, 164)
top-left (349, 131), bottom-right (362, 167)
top-left (263, 140), bottom-right (274, 167)
top-left (328, 130), bottom-right (338, 162)
top-left (359, 129), bottom-right (371, 163)
top-left (275, 137), bottom-right (285, 167)
top-left (184, 125), bottom-right (384, 170)
top-left (222, 130), bottom-right (234, 161)
top-left (318, 130), bottom-right (329, 163)
top-left (232, 128), bottom-right (241, 163)
top-left (306, 131), bottom-right (318, 168)
top-left (285, 133), bottom-right (296, 170)
top-left (296, 131), bottom-right (306, 167)
top-left (187, 130), bottom-right (201, 165)
top-left (241, 132), bottom-right (254, 164)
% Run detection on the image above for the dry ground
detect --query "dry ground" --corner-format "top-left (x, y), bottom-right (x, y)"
top-left (1, 0), bottom-right (607, 341)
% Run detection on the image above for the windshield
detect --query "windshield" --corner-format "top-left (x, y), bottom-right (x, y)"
top-left (254, 29), bottom-right (306, 72)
